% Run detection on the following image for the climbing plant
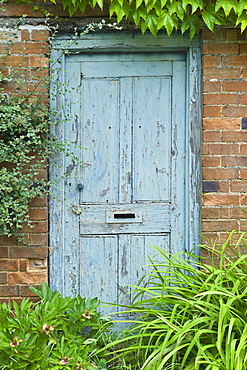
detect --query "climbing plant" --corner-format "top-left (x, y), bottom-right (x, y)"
top-left (11, 0), bottom-right (247, 38)
top-left (0, 21), bottom-right (121, 240)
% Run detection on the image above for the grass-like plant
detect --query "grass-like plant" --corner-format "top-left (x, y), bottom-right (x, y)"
top-left (107, 231), bottom-right (247, 370)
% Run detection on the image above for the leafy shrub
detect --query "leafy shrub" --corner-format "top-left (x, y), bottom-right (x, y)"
top-left (108, 231), bottom-right (247, 370)
top-left (0, 95), bottom-right (50, 237)
top-left (0, 282), bottom-right (112, 369)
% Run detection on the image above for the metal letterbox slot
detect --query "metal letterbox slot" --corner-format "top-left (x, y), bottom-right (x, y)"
top-left (105, 210), bottom-right (143, 223)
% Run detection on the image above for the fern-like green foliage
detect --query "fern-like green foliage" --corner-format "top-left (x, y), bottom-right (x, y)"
top-left (11, 0), bottom-right (247, 37)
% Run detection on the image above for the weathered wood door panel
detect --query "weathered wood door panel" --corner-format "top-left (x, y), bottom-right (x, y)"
top-left (50, 32), bottom-right (201, 310)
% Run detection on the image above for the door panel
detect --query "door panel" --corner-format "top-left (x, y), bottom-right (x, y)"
top-left (81, 78), bottom-right (120, 204)
top-left (80, 234), bottom-right (169, 313)
top-left (69, 52), bottom-right (185, 312)
top-left (133, 77), bottom-right (171, 201)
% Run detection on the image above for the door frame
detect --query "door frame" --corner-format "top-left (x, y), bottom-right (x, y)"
top-left (49, 30), bottom-right (201, 296)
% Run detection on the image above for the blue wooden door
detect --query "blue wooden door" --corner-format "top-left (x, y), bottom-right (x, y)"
top-left (49, 32), bottom-right (201, 312)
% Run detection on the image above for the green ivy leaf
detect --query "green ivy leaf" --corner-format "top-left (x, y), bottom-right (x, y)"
top-left (236, 12), bottom-right (247, 32)
top-left (157, 11), bottom-right (178, 35)
top-left (202, 4), bottom-right (225, 31)
top-left (237, 0), bottom-right (247, 16)
top-left (146, 12), bottom-right (158, 35)
top-left (182, 0), bottom-right (203, 13)
top-left (109, 0), bottom-right (126, 21)
top-left (168, 1), bottom-right (184, 20)
top-left (181, 13), bottom-right (199, 38)
top-left (136, 0), bottom-right (143, 9)
top-left (215, 0), bottom-right (238, 17)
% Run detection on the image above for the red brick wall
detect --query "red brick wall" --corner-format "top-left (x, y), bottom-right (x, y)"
top-left (1, 8), bottom-right (247, 300)
top-left (0, 26), bottom-right (49, 303)
top-left (202, 28), bottom-right (247, 244)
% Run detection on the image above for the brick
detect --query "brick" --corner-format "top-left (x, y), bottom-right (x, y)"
top-left (223, 106), bottom-right (247, 118)
top-left (202, 220), bottom-right (238, 232)
top-left (20, 285), bottom-right (42, 297)
top-left (8, 271), bottom-right (47, 285)
top-left (28, 259), bottom-right (47, 270)
top-left (32, 29), bottom-right (50, 41)
top-left (202, 29), bottom-right (217, 40)
top-left (202, 156), bottom-right (220, 167)
top-left (0, 4), bottom-right (33, 17)
top-left (29, 234), bottom-right (48, 246)
top-left (229, 207), bottom-right (247, 219)
top-left (219, 207), bottom-right (230, 218)
top-left (219, 181), bottom-right (230, 192)
top-left (222, 156), bottom-right (247, 167)
top-left (0, 273), bottom-right (7, 284)
top-left (0, 285), bottom-right (20, 297)
top-left (19, 260), bottom-right (27, 272)
top-left (202, 181), bottom-right (219, 192)
top-left (203, 81), bottom-right (221, 93)
top-left (203, 118), bottom-right (240, 130)
top-left (204, 143), bottom-right (239, 155)
top-left (223, 81), bottom-right (247, 92)
top-left (28, 196), bottom-right (47, 207)
top-left (0, 260), bottom-right (18, 271)
top-left (203, 56), bottom-right (221, 68)
top-left (9, 247), bottom-right (47, 259)
top-left (203, 131), bottom-right (221, 142)
top-left (222, 131), bottom-right (247, 142)
top-left (225, 29), bottom-right (238, 41)
top-left (203, 168), bottom-right (239, 180)
top-left (0, 235), bottom-right (26, 247)
top-left (203, 93), bottom-right (239, 105)
top-left (240, 144), bottom-right (247, 154)
top-left (230, 181), bottom-right (247, 192)
top-left (240, 169), bottom-right (247, 179)
top-left (22, 221), bottom-right (48, 233)
top-left (242, 69), bottom-right (247, 79)
top-left (202, 207), bottom-right (221, 219)
top-left (203, 43), bottom-right (238, 55)
top-left (203, 194), bottom-right (239, 206)
top-left (29, 56), bottom-right (49, 68)
top-left (223, 55), bottom-right (247, 67)
top-left (203, 68), bottom-right (240, 80)
top-left (21, 29), bottom-right (30, 41)
top-left (240, 94), bottom-right (247, 104)
top-left (239, 220), bottom-right (247, 231)
top-left (10, 42), bottom-right (49, 55)
top-left (29, 208), bottom-right (48, 221)
top-left (203, 106), bottom-right (221, 117)
top-left (2, 55), bottom-right (28, 68)
top-left (239, 194), bottom-right (247, 205)
top-left (0, 247), bottom-right (9, 258)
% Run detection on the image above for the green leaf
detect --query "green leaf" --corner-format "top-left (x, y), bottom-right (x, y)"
top-left (169, 1), bottom-right (184, 20)
top-left (215, 0), bottom-right (238, 17)
top-left (136, 0), bottom-right (143, 10)
top-left (181, 13), bottom-right (199, 38)
top-left (182, 0), bottom-right (203, 13)
top-left (237, 0), bottom-right (247, 16)
top-left (157, 11), bottom-right (178, 35)
top-left (236, 12), bottom-right (247, 32)
top-left (201, 4), bottom-right (225, 31)
top-left (145, 12), bottom-right (159, 35)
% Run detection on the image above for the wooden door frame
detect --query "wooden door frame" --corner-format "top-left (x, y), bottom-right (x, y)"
top-left (49, 30), bottom-right (201, 296)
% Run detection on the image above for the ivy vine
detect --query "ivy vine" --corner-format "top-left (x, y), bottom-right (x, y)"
top-left (10, 0), bottom-right (247, 38)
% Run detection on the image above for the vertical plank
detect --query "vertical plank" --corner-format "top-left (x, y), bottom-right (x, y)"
top-left (118, 234), bottom-right (170, 310)
top-left (133, 77), bottom-right (171, 202)
top-left (119, 78), bottom-right (132, 204)
top-left (80, 236), bottom-right (118, 315)
top-left (81, 78), bottom-right (120, 204)
top-left (170, 60), bottom-right (187, 255)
